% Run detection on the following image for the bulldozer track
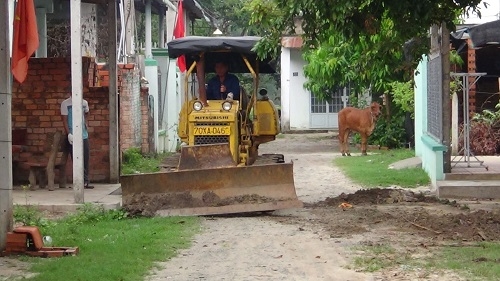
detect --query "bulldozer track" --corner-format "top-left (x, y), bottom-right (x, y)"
top-left (160, 152), bottom-right (286, 172)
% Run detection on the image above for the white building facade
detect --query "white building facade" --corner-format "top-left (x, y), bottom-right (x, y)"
top-left (280, 36), bottom-right (351, 132)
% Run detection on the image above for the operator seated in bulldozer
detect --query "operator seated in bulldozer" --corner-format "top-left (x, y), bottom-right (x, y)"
top-left (206, 60), bottom-right (241, 101)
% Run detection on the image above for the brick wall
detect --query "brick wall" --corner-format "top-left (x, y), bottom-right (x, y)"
top-left (11, 57), bottom-right (153, 184)
top-left (97, 63), bottom-right (152, 155)
top-left (11, 57), bottom-right (110, 184)
top-left (118, 66), bottom-right (142, 154)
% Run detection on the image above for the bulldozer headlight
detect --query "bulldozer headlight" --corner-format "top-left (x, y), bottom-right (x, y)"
top-left (193, 101), bottom-right (203, 111)
top-left (222, 101), bottom-right (232, 111)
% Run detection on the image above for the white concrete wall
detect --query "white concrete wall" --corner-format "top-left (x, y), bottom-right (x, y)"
top-left (414, 57), bottom-right (427, 157)
top-left (166, 59), bottom-right (182, 152)
top-left (288, 49), bottom-right (310, 130)
top-left (280, 47), bottom-right (291, 131)
top-left (414, 55), bottom-right (445, 187)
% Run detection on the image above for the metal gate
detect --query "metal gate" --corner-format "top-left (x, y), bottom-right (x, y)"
top-left (310, 86), bottom-right (350, 129)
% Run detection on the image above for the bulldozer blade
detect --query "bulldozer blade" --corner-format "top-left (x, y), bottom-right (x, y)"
top-left (178, 143), bottom-right (236, 170)
top-left (121, 162), bottom-right (303, 216)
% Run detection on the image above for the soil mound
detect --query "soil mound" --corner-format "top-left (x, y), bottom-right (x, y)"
top-left (309, 188), bottom-right (441, 207)
top-left (299, 188), bottom-right (500, 242)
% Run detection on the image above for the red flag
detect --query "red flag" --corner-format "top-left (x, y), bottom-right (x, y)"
top-left (11, 0), bottom-right (39, 84)
top-left (173, 0), bottom-right (186, 72)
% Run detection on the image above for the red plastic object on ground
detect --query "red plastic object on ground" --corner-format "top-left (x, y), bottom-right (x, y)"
top-left (1, 226), bottom-right (79, 258)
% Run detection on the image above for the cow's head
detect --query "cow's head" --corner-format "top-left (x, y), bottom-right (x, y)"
top-left (370, 102), bottom-right (382, 120)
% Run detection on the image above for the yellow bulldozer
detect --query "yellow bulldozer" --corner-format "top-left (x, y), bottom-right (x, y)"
top-left (121, 36), bottom-right (302, 216)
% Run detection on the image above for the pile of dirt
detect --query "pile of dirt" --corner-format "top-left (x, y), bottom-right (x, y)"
top-left (276, 205), bottom-right (500, 242)
top-left (309, 188), bottom-right (444, 207)
top-left (287, 188), bottom-right (500, 242)
top-left (394, 208), bottom-right (500, 242)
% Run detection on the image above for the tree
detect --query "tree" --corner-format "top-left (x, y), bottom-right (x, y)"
top-left (248, 0), bottom-right (486, 94)
top-left (195, 0), bottom-right (262, 36)
top-left (302, 17), bottom-right (411, 99)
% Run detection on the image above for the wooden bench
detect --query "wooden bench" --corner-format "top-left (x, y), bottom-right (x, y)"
top-left (23, 131), bottom-right (69, 191)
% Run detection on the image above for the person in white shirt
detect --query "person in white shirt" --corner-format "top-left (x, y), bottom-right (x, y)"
top-left (60, 94), bottom-right (93, 189)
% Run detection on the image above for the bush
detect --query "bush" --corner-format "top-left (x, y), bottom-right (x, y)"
top-left (63, 203), bottom-right (128, 225)
top-left (121, 147), bottom-right (169, 175)
top-left (461, 103), bottom-right (500, 155)
top-left (369, 111), bottom-right (407, 148)
top-left (458, 121), bottom-right (500, 155)
top-left (14, 205), bottom-right (54, 228)
top-left (122, 147), bottom-right (143, 166)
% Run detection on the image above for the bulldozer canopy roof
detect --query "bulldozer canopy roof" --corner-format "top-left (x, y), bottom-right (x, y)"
top-left (167, 36), bottom-right (276, 73)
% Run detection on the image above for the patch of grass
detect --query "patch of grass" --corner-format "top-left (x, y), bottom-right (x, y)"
top-left (24, 204), bottom-right (199, 281)
top-left (13, 205), bottom-right (55, 229)
top-left (121, 147), bottom-right (171, 175)
top-left (351, 244), bottom-right (413, 272)
top-left (430, 243), bottom-right (500, 281)
top-left (333, 149), bottom-right (430, 188)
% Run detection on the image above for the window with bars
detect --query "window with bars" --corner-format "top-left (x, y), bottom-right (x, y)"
top-left (311, 94), bottom-right (327, 113)
top-left (311, 85), bottom-right (351, 114)
top-left (328, 88), bottom-right (345, 113)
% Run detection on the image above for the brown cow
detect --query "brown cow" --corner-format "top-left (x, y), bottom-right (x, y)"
top-left (338, 102), bottom-right (382, 156)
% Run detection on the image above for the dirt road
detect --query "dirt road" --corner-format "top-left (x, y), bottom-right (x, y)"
top-left (148, 133), bottom-right (500, 281)
top-left (147, 133), bottom-right (378, 281)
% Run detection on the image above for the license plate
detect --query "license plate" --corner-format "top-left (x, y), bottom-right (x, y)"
top-left (193, 126), bottom-right (230, 135)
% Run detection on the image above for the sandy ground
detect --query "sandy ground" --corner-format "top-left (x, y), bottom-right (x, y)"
top-left (2, 133), bottom-right (486, 280)
top-left (147, 216), bottom-right (371, 281)
top-left (147, 133), bottom-right (377, 281)
top-left (147, 133), bottom-right (477, 281)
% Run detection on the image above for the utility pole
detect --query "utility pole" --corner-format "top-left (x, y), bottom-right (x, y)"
top-left (145, 0), bottom-right (152, 58)
top-left (108, 0), bottom-right (119, 183)
top-left (0, 0), bottom-right (13, 251)
top-left (70, 0), bottom-right (84, 202)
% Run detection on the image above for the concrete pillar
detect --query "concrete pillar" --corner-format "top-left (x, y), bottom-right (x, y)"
top-left (0, 0), bottom-right (13, 251)
top-left (280, 47), bottom-right (291, 132)
top-left (70, 0), bottom-right (84, 202)
top-left (108, 0), bottom-right (119, 182)
top-left (144, 0), bottom-right (159, 152)
top-left (8, 0), bottom-right (14, 56)
top-left (145, 0), bottom-right (152, 58)
top-left (145, 59), bottom-right (159, 152)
